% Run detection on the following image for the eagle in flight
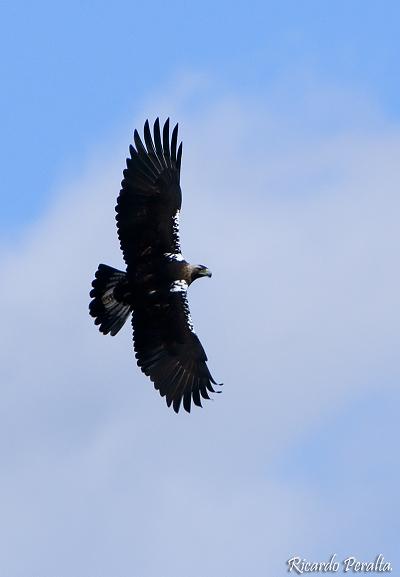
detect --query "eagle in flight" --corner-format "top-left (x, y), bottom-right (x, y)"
top-left (89, 118), bottom-right (221, 413)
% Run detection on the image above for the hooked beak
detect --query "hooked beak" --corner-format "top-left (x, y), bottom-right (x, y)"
top-left (200, 267), bottom-right (212, 278)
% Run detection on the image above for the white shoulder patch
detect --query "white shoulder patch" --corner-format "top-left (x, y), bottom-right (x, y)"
top-left (169, 281), bottom-right (196, 333)
top-left (170, 280), bottom-right (188, 293)
top-left (164, 252), bottom-right (184, 262)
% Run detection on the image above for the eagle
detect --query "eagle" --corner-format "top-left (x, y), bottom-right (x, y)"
top-left (89, 118), bottom-right (221, 413)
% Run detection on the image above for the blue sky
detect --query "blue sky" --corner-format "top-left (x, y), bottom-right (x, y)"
top-left (1, 2), bottom-right (400, 576)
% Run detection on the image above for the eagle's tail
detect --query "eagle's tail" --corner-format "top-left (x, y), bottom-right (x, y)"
top-left (89, 264), bottom-right (131, 336)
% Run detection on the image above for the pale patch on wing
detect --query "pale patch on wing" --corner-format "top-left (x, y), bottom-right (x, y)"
top-left (173, 209), bottom-right (180, 228)
top-left (172, 209), bottom-right (181, 251)
top-left (164, 252), bottom-right (184, 262)
top-left (170, 280), bottom-right (188, 293)
top-left (182, 300), bottom-right (195, 333)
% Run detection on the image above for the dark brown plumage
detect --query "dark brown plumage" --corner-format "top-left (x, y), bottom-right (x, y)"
top-left (89, 118), bottom-right (221, 413)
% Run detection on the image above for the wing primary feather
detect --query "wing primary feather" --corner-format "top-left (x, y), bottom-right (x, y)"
top-left (162, 118), bottom-right (171, 167)
top-left (184, 370), bottom-right (198, 408)
top-left (199, 381), bottom-right (211, 400)
top-left (176, 142), bottom-right (182, 174)
top-left (153, 118), bottom-right (166, 168)
top-left (173, 395), bottom-right (182, 413)
top-left (170, 123), bottom-right (178, 165)
top-left (172, 369), bottom-right (191, 412)
top-left (169, 368), bottom-right (187, 413)
top-left (143, 120), bottom-right (163, 171)
top-left (192, 379), bottom-right (202, 408)
top-left (183, 387), bottom-right (192, 413)
top-left (205, 380), bottom-right (216, 393)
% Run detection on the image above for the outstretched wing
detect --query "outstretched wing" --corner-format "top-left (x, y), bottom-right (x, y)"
top-left (116, 118), bottom-right (183, 268)
top-left (133, 287), bottom-right (221, 413)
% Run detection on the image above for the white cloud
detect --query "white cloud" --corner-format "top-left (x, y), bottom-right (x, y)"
top-left (1, 86), bottom-right (399, 575)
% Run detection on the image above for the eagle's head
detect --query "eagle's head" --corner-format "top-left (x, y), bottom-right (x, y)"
top-left (190, 264), bottom-right (212, 282)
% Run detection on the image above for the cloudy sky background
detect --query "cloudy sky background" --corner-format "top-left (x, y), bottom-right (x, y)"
top-left (1, 1), bottom-right (399, 575)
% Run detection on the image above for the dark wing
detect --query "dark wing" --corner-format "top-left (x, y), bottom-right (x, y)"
top-left (133, 288), bottom-right (221, 413)
top-left (116, 118), bottom-right (183, 268)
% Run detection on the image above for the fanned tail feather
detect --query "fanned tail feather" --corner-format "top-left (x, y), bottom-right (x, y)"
top-left (89, 264), bottom-right (131, 336)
